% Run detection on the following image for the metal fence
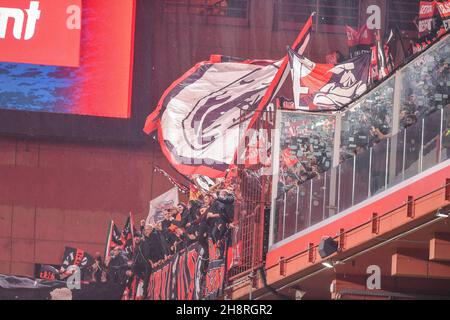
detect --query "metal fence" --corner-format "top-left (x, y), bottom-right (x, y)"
top-left (228, 107), bottom-right (276, 279)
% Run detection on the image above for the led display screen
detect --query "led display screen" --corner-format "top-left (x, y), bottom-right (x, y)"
top-left (0, 0), bottom-right (135, 119)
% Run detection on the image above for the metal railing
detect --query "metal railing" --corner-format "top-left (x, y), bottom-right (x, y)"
top-left (228, 107), bottom-right (276, 279)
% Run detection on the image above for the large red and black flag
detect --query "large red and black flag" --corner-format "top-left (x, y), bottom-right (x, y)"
top-left (143, 14), bottom-right (314, 178)
top-left (436, 1), bottom-right (450, 32)
top-left (414, 0), bottom-right (449, 53)
top-left (418, 1), bottom-right (443, 39)
top-left (60, 247), bottom-right (94, 272)
top-left (120, 213), bottom-right (136, 259)
top-left (346, 24), bottom-right (375, 58)
top-left (104, 220), bottom-right (123, 260)
top-left (288, 47), bottom-right (371, 110)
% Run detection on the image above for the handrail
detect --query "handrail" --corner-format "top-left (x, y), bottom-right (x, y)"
top-left (266, 179), bottom-right (450, 271)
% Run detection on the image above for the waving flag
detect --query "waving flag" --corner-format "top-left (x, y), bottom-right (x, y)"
top-left (346, 24), bottom-right (374, 48)
top-left (146, 187), bottom-right (179, 225)
top-left (289, 48), bottom-right (371, 110)
top-left (144, 57), bottom-right (280, 178)
top-left (60, 247), bottom-right (94, 272)
top-left (436, 1), bottom-right (450, 33)
top-left (144, 14), bottom-right (314, 178)
top-left (105, 220), bottom-right (123, 260)
top-left (120, 213), bottom-right (135, 259)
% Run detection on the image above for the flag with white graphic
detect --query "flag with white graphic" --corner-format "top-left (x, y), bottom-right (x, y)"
top-left (289, 48), bottom-right (371, 110)
top-left (143, 14), bottom-right (313, 178)
top-left (143, 57), bottom-right (280, 178)
top-left (146, 187), bottom-right (179, 226)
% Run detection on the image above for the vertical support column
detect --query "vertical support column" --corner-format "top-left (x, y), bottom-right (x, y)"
top-left (392, 70), bottom-right (402, 136)
top-left (329, 167), bottom-right (338, 217)
top-left (333, 112), bottom-right (342, 168)
top-left (402, 130), bottom-right (406, 181)
top-left (420, 118), bottom-right (425, 173)
top-left (385, 138), bottom-right (390, 189)
top-left (352, 156), bottom-right (356, 206)
top-left (389, 71), bottom-right (402, 184)
top-left (368, 147), bottom-right (373, 197)
top-left (329, 111), bottom-right (341, 218)
top-left (295, 186), bottom-right (300, 233)
top-left (269, 110), bottom-right (282, 247)
top-left (308, 179), bottom-right (313, 227)
top-left (282, 193), bottom-right (287, 240)
top-left (439, 108), bottom-right (444, 163)
top-left (323, 172), bottom-right (327, 220)
top-left (337, 165), bottom-right (341, 213)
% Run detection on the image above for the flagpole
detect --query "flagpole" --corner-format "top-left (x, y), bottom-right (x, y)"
top-left (233, 12), bottom-right (315, 164)
top-left (130, 212), bottom-right (135, 251)
top-left (104, 220), bottom-right (114, 261)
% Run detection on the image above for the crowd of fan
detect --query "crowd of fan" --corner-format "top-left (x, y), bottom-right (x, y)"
top-left (340, 84), bottom-right (393, 160)
top-left (275, 116), bottom-right (335, 198)
top-left (400, 53), bottom-right (449, 129)
top-left (101, 182), bottom-right (236, 296)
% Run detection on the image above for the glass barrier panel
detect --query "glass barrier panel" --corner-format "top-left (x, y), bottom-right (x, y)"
top-left (371, 138), bottom-right (389, 195)
top-left (296, 181), bottom-right (311, 233)
top-left (389, 130), bottom-right (405, 187)
top-left (283, 185), bottom-right (298, 239)
top-left (442, 107), bottom-right (450, 161)
top-left (324, 168), bottom-right (338, 219)
top-left (310, 173), bottom-right (325, 225)
top-left (338, 157), bottom-right (354, 212)
top-left (403, 120), bottom-right (422, 179)
top-left (273, 191), bottom-right (285, 243)
top-left (276, 111), bottom-right (336, 190)
top-left (354, 146), bottom-right (370, 204)
top-left (399, 36), bottom-right (450, 128)
top-left (422, 110), bottom-right (442, 171)
top-left (340, 77), bottom-right (395, 159)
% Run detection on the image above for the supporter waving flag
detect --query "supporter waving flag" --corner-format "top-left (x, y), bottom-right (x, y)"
top-left (288, 48), bottom-right (371, 110)
top-left (143, 14), bottom-right (314, 178)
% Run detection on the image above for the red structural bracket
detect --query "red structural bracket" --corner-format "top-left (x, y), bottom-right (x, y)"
top-left (407, 195), bottom-right (415, 218)
top-left (371, 212), bottom-right (379, 234)
top-left (308, 243), bottom-right (315, 263)
top-left (445, 179), bottom-right (450, 201)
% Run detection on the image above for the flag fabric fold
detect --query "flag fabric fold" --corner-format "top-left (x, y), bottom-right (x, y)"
top-left (288, 47), bottom-right (371, 111)
top-left (144, 14), bottom-right (314, 178)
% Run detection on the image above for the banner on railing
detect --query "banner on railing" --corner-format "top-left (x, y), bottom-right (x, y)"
top-left (144, 240), bottom-right (226, 300)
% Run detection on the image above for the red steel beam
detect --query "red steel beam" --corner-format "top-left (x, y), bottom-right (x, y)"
top-left (392, 248), bottom-right (450, 279)
top-left (430, 233), bottom-right (450, 262)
